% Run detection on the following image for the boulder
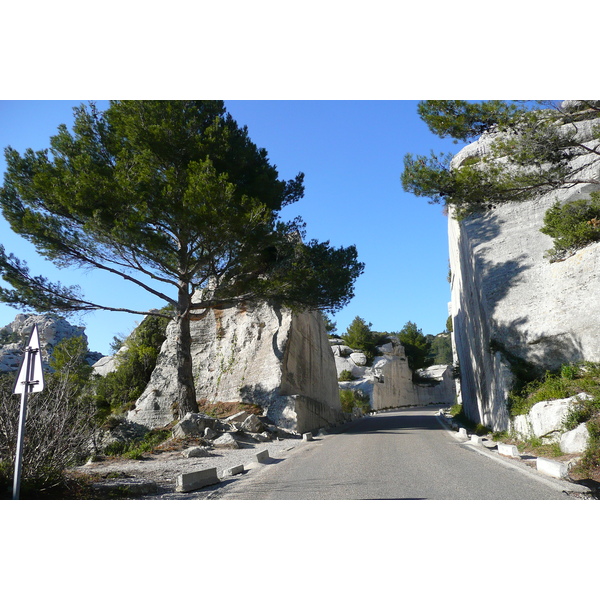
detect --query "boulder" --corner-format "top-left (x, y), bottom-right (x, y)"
top-left (203, 427), bottom-right (218, 440)
top-left (181, 446), bottom-right (211, 458)
top-left (350, 352), bottom-right (367, 366)
top-left (560, 423), bottom-right (590, 454)
top-left (240, 414), bottom-right (264, 433)
top-left (212, 433), bottom-right (240, 449)
top-left (331, 345), bottom-right (354, 357)
top-left (511, 394), bottom-right (591, 442)
top-left (172, 413), bottom-right (216, 439)
top-left (224, 410), bottom-right (252, 424)
top-left (376, 342), bottom-right (394, 354)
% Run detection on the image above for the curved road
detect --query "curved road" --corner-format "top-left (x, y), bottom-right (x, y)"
top-left (211, 407), bottom-right (578, 500)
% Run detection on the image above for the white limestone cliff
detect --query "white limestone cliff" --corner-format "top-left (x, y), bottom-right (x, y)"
top-left (127, 295), bottom-right (343, 433)
top-left (448, 103), bottom-right (600, 430)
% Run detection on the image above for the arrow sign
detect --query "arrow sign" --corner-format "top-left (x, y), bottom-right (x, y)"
top-left (13, 323), bottom-right (45, 395)
top-left (12, 323), bottom-right (45, 499)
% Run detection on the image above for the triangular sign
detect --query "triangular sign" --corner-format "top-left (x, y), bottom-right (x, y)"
top-left (12, 324), bottom-right (45, 395)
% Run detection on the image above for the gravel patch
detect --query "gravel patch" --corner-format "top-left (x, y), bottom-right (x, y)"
top-left (73, 434), bottom-right (307, 499)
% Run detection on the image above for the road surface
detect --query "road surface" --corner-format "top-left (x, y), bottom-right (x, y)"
top-left (210, 407), bottom-right (579, 500)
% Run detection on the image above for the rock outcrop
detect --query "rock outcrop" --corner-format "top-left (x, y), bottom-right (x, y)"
top-left (127, 296), bottom-right (343, 433)
top-left (448, 103), bottom-right (600, 431)
top-left (0, 313), bottom-right (103, 373)
top-left (330, 337), bottom-right (454, 410)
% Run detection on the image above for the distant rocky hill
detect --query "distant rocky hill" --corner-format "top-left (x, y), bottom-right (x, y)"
top-left (0, 313), bottom-right (103, 373)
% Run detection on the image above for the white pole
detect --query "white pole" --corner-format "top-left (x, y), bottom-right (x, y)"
top-left (12, 347), bottom-right (33, 500)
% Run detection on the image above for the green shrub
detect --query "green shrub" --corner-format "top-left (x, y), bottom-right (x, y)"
top-left (104, 429), bottom-right (170, 459)
top-left (338, 370), bottom-right (355, 382)
top-left (92, 309), bottom-right (170, 420)
top-left (448, 403), bottom-right (463, 417)
top-left (573, 416), bottom-right (600, 478)
top-left (509, 361), bottom-right (600, 417)
top-left (540, 193), bottom-right (600, 260)
top-left (339, 389), bottom-right (370, 413)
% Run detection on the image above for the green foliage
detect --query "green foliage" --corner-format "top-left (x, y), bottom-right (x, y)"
top-left (0, 328), bottom-right (20, 345)
top-left (578, 416), bottom-right (600, 476)
top-left (540, 193), bottom-right (600, 260)
top-left (338, 369), bottom-right (355, 382)
top-left (321, 312), bottom-right (338, 336)
top-left (49, 335), bottom-right (93, 388)
top-left (341, 316), bottom-right (377, 363)
top-left (103, 429), bottom-right (170, 460)
top-left (402, 101), bottom-right (600, 217)
top-left (448, 403), bottom-right (463, 417)
top-left (417, 100), bottom-right (522, 142)
top-left (508, 361), bottom-right (600, 417)
top-left (0, 100), bottom-right (364, 418)
top-left (339, 389), bottom-right (370, 414)
top-left (396, 321), bottom-right (433, 372)
top-left (562, 384), bottom-right (600, 432)
top-left (428, 333), bottom-right (453, 365)
top-left (92, 311), bottom-right (169, 419)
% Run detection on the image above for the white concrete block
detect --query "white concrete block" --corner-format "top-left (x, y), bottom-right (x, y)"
top-left (222, 464), bottom-right (244, 477)
top-left (456, 428), bottom-right (469, 440)
top-left (255, 449), bottom-right (270, 463)
top-left (175, 467), bottom-right (219, 492)
top-left (303, 432), bottom-right (313, 442)
top-left (498, 443), bottom-right (520, 457)
top-left (536, 457), bottom-right (568, 479)
top-left (470, 435), bottom-right (483, 445)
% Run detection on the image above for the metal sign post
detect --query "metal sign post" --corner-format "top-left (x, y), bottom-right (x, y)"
top-left (12, 324), bottom-right (45, 500)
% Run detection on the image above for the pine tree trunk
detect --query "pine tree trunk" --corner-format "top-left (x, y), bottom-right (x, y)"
top-left (173, 290), bottom-right (198, 418)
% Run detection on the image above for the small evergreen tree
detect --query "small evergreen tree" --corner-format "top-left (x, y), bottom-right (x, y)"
top-left (342, 316), bottom-right (377, 362)
top-left (397, 321), bottom-right (433, 372)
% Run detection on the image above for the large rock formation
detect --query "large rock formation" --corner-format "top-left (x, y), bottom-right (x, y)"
top-left (0, 313), bottom-right (102, 373)
top-left (127, 296), bottom-right (343, 433)
top-left (331, 337), bottom-right (454, 410)
top-left (448, 103), bottom-right (600, 430)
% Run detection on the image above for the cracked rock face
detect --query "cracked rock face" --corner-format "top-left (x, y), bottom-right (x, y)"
top-left (127, 297), bottom-right (343, 433)
top-left (448, 107), bottom-right (600, 430)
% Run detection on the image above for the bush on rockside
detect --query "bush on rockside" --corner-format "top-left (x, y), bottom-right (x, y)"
top-left (541, 192), bottom-right (600, 261)
top-left (340, 389), bottom-right (371, 414)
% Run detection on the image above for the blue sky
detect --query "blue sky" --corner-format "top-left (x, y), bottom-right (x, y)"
top-left (0, 100), bottom-right (460, 354)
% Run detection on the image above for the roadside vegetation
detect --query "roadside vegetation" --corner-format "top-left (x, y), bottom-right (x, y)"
top-left (339, 389), bottom-right (371, 414)
top-left (507, 361), bottom-right (600, 417)
top-left (448, 361), bottom-right (600, 482)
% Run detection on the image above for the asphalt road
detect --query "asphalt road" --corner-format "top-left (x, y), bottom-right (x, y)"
top-left (211, 407), bottom-right (579, 500)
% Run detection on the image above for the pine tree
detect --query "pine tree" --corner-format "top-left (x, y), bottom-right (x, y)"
top-left (0, 101), bottom-right (364, 418)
